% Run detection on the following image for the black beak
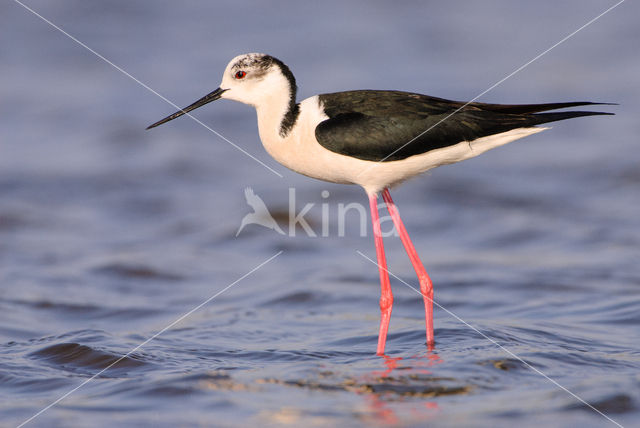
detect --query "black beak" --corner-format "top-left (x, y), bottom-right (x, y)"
top-left (146, 87), bottom-right (228, 130)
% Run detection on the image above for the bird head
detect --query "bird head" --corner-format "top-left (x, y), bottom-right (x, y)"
top-left (146, 53), bottom-right (296, 129)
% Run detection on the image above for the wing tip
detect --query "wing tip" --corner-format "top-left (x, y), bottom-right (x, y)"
top-left (475, 100), bottom-right (617, 114)
top-left (533, 110), bottom-right (615, 125)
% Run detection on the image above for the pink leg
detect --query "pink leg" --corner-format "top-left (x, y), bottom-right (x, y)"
top-left (369, 193), bottom-right (393, 355)
top-left (382, 188), bottom-right (434, 349)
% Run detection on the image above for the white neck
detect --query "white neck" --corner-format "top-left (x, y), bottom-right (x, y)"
top-left (252, 72), bottom-right (298, 144)
top-left (220, 65), bottom-right (302, 167)
top-left (256, 91), bottom-right (293, 142)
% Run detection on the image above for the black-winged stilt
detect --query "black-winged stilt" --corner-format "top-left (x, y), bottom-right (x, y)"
top-left (147, 53), bottom-right (612, 354)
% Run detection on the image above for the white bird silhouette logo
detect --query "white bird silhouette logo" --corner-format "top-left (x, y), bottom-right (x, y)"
top-left (236, 187), bottom-right (285, 236)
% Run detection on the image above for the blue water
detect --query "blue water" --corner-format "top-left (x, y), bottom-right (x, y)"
top-left (2, 1), bottom-right (639, 427)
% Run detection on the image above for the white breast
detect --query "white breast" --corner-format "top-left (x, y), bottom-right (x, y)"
top-left (255, 96), bottom-right (547, 195)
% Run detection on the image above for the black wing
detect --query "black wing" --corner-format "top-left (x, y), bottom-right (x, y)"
top-left (315, 90), bottom-right (613, 162)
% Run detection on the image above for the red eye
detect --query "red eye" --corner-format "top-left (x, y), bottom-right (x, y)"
top-left (235, 70), bottom-right (246, 79)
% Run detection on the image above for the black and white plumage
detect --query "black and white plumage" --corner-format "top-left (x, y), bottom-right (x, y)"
top-left (147, 53), bottom-right (613, 354)
top-left (316, 91), bottom-right (609, 162)
top-left (147, 53), bottom-right (611, 194)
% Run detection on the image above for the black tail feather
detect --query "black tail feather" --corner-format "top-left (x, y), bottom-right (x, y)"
top-left (532, 110), bottom-right (614, 125)
top-left (473, 101), bottom-right (617, 114)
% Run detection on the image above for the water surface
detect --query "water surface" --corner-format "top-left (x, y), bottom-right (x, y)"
top-left (1, 1), bottom-right (639, 427)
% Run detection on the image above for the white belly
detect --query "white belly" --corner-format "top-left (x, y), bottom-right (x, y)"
top-left (257, 96), bottom-right (547, 195)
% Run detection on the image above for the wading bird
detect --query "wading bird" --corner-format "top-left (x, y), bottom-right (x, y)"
top-left (147, 53), bottom-right (612, 354)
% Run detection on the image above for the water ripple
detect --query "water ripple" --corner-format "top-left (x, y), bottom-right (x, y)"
top-left (28, 343), bottom-right (149, 375)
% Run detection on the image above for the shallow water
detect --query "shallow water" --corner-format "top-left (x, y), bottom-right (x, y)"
top-left (2, 1), bottom-right (639, 427)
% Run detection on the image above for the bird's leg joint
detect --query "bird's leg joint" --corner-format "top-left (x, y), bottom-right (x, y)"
top-left (417, 273), bottom-right (433, 297)
top-left (379, 293), bottom-right (393, 312)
